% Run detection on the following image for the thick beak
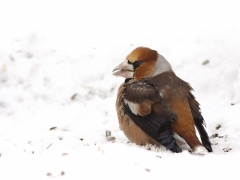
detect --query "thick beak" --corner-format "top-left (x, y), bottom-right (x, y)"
top-left (112, 60), bottom-right (134, 78)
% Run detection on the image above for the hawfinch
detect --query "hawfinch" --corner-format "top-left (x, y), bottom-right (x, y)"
top-left (113, 47), bottom-right (212, 154)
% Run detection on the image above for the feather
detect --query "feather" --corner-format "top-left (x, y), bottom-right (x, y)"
top-left (188, 92), bottom-right (212, 152)
top-left (124, 104), bottom-right (182, 152)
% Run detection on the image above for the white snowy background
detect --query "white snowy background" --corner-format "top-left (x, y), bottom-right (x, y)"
top-left (0, 0), bottom-right (240, 179)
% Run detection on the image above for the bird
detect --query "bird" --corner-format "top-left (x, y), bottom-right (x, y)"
top-left (113, 47), bottom-right (212, 154)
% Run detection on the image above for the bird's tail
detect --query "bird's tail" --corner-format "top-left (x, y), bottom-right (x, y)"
top-left (194, 118), bottom-right (212, 152)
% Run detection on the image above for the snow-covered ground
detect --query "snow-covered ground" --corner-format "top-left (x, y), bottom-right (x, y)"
top-left (1, 0), bottom-right (240, 179)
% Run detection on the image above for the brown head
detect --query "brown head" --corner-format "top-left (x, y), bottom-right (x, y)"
top-left (113, 47), bottom-right (172, 81)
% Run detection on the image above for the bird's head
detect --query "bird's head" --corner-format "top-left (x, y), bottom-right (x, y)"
top-left (113, 47), bottom-right (172, 81)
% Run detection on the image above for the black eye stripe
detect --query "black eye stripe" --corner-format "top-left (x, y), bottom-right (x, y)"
top-left (127, 60), bottom-right (143, 64)
top-left (133, 60), bottom-right (144, 70)
top-left (135, 60), bottom-right (143, 65)
top-left (127, 60), bottom-right (144, 70)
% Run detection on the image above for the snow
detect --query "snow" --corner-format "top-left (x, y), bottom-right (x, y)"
top-left (0, 0), bottom-right (240, 179)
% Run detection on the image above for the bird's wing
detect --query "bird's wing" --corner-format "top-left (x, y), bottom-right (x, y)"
top-left (188, 92), bottom-right (213, 152)
top-left (123, 80), bottom-right (182, 152)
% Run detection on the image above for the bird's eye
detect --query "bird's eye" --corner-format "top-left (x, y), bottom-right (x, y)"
top-left (127, 60), bottom-right (131, 64)
top-left (132, 60), bottom-right (144, 70)
top-left (137, 60), bottom-right (143, 65)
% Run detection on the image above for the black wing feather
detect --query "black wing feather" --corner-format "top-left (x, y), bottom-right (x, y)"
top-left (124, 104), bottom-right (182, 153)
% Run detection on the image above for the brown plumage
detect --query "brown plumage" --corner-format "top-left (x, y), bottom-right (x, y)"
top-left (113, 47), bottom-right (212, 154)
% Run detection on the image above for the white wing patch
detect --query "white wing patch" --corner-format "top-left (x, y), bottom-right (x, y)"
top-left (159, 91), bottom-right (164, 98)
top-left (124, 99), bottom-right (138, 115)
